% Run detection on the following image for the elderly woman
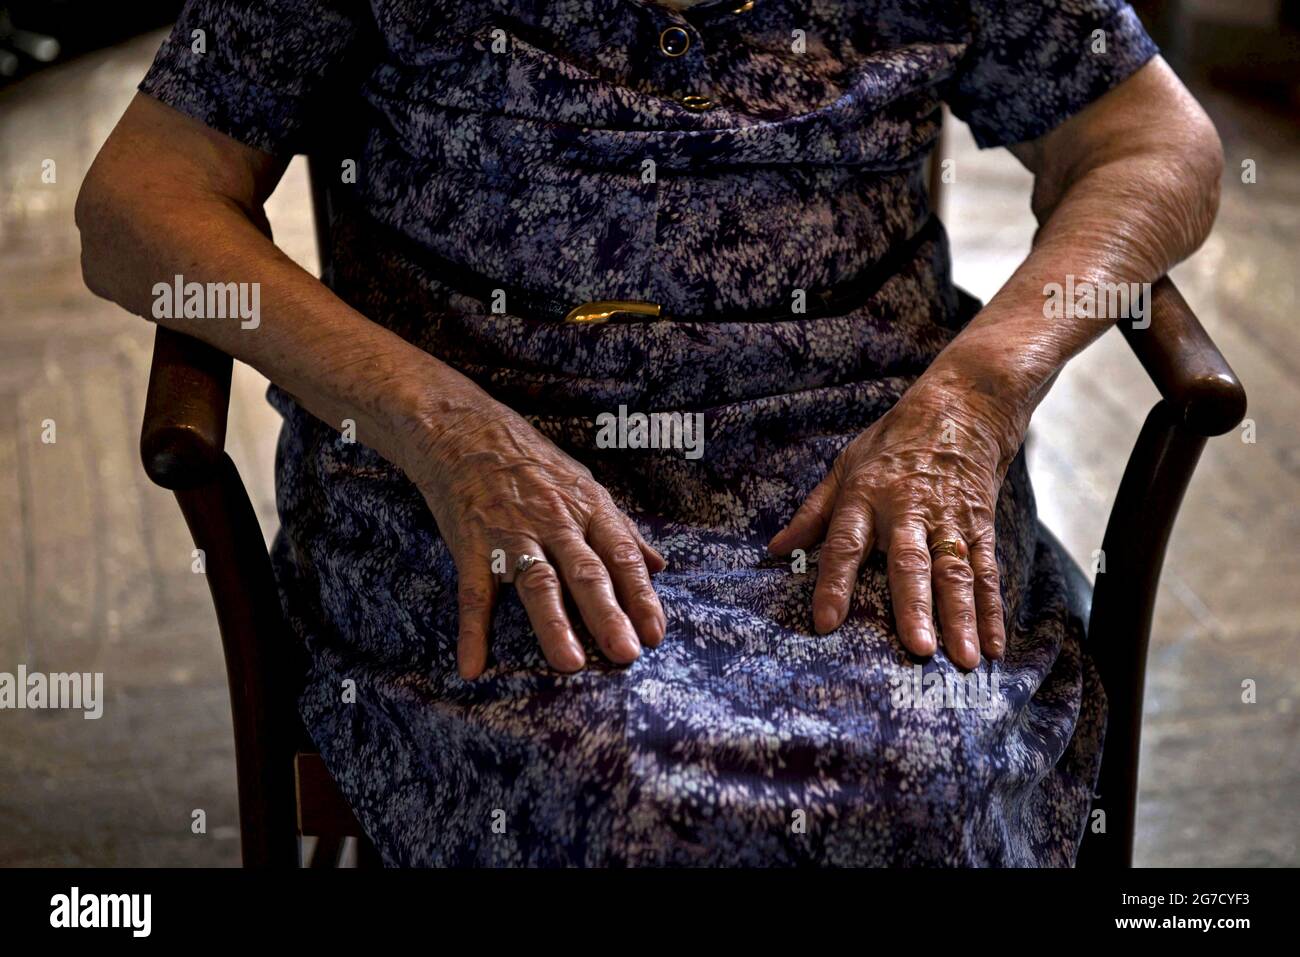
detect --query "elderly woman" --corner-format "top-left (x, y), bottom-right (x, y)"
top-left (77, 0), bottom-right (1221, 866)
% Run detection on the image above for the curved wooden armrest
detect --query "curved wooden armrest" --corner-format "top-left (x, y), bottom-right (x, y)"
top-left (140, 326), bottom-right (233, 490)
top-left (1120, 278), bottom-right (1247, 436)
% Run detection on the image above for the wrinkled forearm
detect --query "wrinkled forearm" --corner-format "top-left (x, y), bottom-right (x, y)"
top-left (924, 64), bottom-right (1224, 439)
top-left (76, 162), bottom-right (496, 475)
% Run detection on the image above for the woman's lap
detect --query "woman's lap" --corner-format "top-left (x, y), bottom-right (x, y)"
top-left (281, 546), bottom-right (1099, 865)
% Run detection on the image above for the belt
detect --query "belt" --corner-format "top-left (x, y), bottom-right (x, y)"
top-left (366, 211), bottom-right (941, 325)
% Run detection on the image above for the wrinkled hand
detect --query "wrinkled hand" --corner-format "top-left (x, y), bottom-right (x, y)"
top-left (769, 372), bottom-right (1029, 669)
top-left (407, 405), bottom-right (667, 679)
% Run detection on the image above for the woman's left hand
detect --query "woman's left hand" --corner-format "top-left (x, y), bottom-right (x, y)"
top-left (768, 369), bottom-right (1030, 669)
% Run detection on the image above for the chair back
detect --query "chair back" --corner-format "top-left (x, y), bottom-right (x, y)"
top-left (307, 155), bottom-right (341, 288)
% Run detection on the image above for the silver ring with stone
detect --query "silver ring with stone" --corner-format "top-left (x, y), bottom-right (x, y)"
top-left (515, 554), bottom-right (547, 577)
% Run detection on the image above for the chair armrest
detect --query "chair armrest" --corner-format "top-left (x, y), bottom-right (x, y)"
top-left (140, 326), bottom-right (233, 490)
top-left (1084, 278), bottom-right (1245, 866)
top-left (1119, 278), bottom-right (1247, 436)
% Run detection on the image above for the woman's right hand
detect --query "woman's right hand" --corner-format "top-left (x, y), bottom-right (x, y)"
top-left (402, 402), bottom-right (668, 679)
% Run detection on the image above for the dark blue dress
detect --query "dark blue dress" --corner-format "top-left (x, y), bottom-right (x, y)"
top-left (141, 0), bottom-right (1157, 865)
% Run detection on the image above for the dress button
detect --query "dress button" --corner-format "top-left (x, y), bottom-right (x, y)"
top-left (659, 27), bottom-right (690, 57)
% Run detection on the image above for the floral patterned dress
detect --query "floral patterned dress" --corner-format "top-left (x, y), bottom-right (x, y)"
top-left (141, 0), bottom-right (1158, 865)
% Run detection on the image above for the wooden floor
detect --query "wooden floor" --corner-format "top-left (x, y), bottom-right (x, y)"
top-left (0, 31), bottom-right (1296, 867)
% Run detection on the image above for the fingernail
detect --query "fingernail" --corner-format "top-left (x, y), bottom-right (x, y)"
top-left (557, 640), bottom-right (586, 672)
top-left (814, 606), bottom-right (839, 634)
top-left (457, 654), bottom-right (481, 681)
top-left (917, 626), bottom-right (936, 655)
top-left (644, 614), bottom-right (666, 646)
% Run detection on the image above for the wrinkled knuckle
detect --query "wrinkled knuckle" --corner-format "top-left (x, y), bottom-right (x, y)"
top-left (594, 611), bottom-right (630, 638)
top-left (536, 615), bottom-right (570, 637)
top-left (606, 541), bottom-right (644, 570)
top-left (632, 585), bottom-right (661, 607)
top-left (890, 544), bottom-right (930, 575)
top-left (516, 568), bottom-right (555, 597)
top-left (828, 456), bottom-right (851, 485)
top-left (951, 606), bottom-right (977, 628)
top-left (458, 587), bottom-right (492, 612)
top-left (818, 578), bottom-right (853, 602)
top-left (826, 525), bottom-right (869, 555)
top-left (902, 597), bottom-right (932, 619)
top-left (937, 560), bottom-right (975, 587)
top-left (839, 475), bottom-right (872, 500)
top-left (568, 558), bottom-right (609, 587)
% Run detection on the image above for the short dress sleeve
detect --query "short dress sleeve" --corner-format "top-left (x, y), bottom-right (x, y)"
top-left (945, 0), bottom-right (1159, 149)
top-left (138, 0), bottom-right (370, 156)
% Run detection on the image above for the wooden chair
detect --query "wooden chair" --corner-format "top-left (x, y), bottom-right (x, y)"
top-left (139, 145), bottom-right (1246, 868)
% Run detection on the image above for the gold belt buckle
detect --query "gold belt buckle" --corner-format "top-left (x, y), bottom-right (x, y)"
top-left (562, 299), bottom-right (662, 324)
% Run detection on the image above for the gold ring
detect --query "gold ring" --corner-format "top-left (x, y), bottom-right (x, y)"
top-left (929, 538), bottom-right (969, 562)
